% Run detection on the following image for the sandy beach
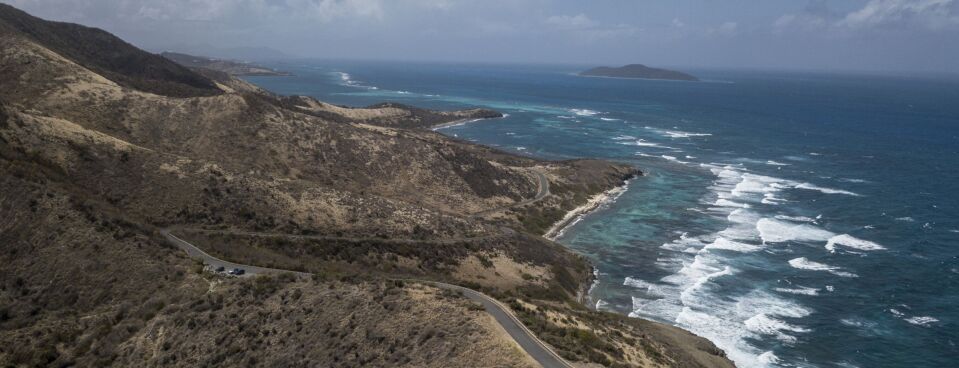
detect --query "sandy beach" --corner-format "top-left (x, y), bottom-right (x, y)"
top-left (544, 178), bottom-right (632, 240)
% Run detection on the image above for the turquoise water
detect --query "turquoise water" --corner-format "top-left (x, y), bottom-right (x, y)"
top-left (245, 62), bottom-right (959, 368)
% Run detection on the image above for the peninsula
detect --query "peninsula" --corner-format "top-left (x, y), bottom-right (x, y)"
top-left (161, 51), bottom-right (292, 76)
top-left (580, 64), bottom-right (699, 81)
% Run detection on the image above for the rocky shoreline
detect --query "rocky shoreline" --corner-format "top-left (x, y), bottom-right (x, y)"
top-left (545, 175), bottom-right (637, 241)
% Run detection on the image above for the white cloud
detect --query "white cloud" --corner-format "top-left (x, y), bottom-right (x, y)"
top-left (708, 21), bottom-right (738, 36)
top-left (545, 13), bottom-right (597, 28)
top-left (776, 0), bottom-right (959, 32)
top-left (839, 0), bottom-right (959, 29)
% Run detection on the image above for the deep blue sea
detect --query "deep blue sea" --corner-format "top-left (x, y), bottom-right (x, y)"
top-left (245, 61), bottom-right (959, 368)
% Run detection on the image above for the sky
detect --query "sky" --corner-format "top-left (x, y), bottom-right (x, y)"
top-left (4, 0), bottom-right (959, 73)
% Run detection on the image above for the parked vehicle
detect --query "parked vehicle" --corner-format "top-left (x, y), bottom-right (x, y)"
top-left (228, 268), bottom-right (245, 276)
top-left (215, 266), bottom-right (225, 273)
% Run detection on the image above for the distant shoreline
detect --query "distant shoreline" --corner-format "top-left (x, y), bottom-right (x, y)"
top-left (576, 74), bottom-right (701, 83)
top-left (430, 114), bottom-right (508, 131)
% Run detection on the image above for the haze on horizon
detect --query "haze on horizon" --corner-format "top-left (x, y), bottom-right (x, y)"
top-left (4, 0), bottom-right (959, 74)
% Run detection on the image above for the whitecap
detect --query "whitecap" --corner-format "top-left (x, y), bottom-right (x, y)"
top-left (788, 257), bottom-right (858, 277)
top-left (774, 215), bottom-right (816, 223)
top-left (618, 139), bottom-right (661, 147)
top-left (624, 276), bottom-right (657, 290)
top-left (714, 199), bottom-right (751, 208)
top-left (744, 313), bottom-right (810, 343)
top-left (515, 147), bottom-right (527, 151)
top-left (652, 128), bottom-right (712, 138)
top-left (905, 316), bottom-right (939, 326)
top-left (612, 135), bottom-right (636, 140)
top-left (600, 117), bottom-right (618, 121)
top-left (570, 108), bottom-right (600, 116)
top-left (756, 218), bottom-right (834, 244)
top-left (794, 183), bottom-right (860, 196)
top-left (766, 160), bottom-right (790, 166)
top-left (825, 234), bottom-right (886, 253)
top-left (704, 237), bottom-right (762, 252)
top-left (774, 286), bottom-right (820, 296)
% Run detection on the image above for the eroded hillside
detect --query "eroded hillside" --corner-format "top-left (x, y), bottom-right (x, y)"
top-left (0, 4), bottom-right (732, 368)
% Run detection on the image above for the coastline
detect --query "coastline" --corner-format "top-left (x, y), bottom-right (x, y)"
top-left (430, 113), bottom-right (508, 131)
top-left (544, 177), bottom-right (633, 241)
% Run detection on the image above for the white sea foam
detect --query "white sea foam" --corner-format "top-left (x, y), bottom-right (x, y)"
top-left (774, 286), bottom-right (820, 296)
top-left (570, 108), bottom-right (600, 116)
top-left (704, 237), bottom-right (762, 252)
top-left (774, 215), bottom-right (816, 223)
top-left (889, 308), bottom-right (905, 317)
top-left (715, 199), bottom-right (751, 208)
top-left (624, 277), bottom-right (657, 291)
top-left (595, 299), bottom-right (610, 310)
top-left (648, 127), bottom-right (713, 138)
top-left (717, 209), bottom-right (762, 241)
top-left (766, 160), bottom-right (790, 166)
top-left (665, 289), bottom-right (811, 367)
top-left (612, 135), bottom-right (636, 140)
top-left (744, 313), bottom-right (810, 343)
top-left (600, 117), bottom-right (619, 121)
top-left (905, 316), bottom-right (939, 326)
top-left (795, 183), bottom-right (860, 196)
top-left (825, 234), bottom-right (886, 253)
top-left (789, 257), bottom-right (858, 277)
top-left (756, 218), bottom-right (834, 244)
top-left (515, 147), bottom-right (527, 151)
top-left (618, 139), bottom-right (661, 147)
top-left (895, 216), bottom-right (915, 222)
top-left (757, 352), bottom-right (780, 365)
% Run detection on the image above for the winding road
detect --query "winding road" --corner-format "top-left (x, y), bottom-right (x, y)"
top-left (160, 228), bottom-right (572, 368)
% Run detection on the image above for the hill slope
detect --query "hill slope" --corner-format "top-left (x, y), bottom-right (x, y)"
top-left (0, 5), bottom-right (732, 368)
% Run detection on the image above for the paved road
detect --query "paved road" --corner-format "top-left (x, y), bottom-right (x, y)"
top-left (472, 170), bottom-right (550, 217)
top-left (160, 228), bottom-right (572, 368)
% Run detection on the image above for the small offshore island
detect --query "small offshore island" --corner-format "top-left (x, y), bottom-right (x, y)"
top-left (580, 64), bottom-right (699, 81)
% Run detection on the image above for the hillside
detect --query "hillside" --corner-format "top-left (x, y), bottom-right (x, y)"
top-left (160, 52), bottom-right (292, 76)
top-left (0, 4), bottom-right (732, 368)
top-left (580, 64), bottom-right (699, 81)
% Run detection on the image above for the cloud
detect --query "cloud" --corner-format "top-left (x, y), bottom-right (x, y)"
top-left (776, 0), bottom-right (959, 32)
top-left (707, 21), bottom-right (738, 37)
top-left (545, 13), bottom-right (597, 29)
top-left (839, 0), bottom-right (959, 30)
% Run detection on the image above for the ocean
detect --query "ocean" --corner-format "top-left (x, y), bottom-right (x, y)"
top-left (244, 61), bottom-right (959, 368)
